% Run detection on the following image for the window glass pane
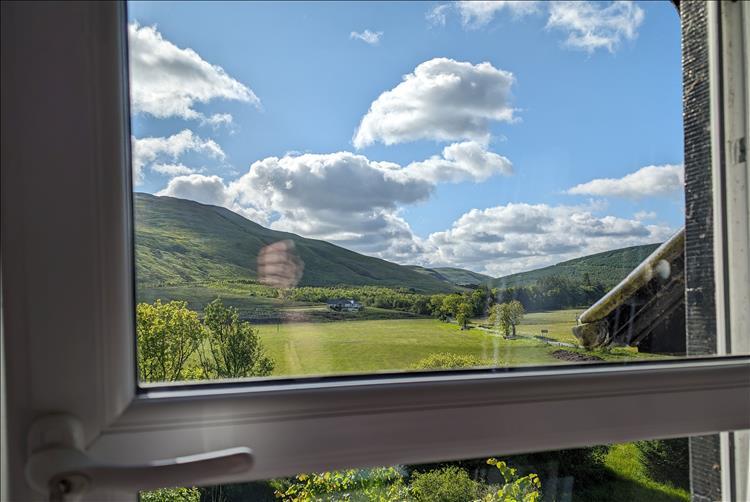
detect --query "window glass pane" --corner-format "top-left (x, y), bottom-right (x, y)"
top-left (127, 1), bottom-right (712, 385)
top-left (140, 431), bottom-right (750, 501)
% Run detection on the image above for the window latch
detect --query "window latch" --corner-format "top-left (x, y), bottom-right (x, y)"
top-left (25, 414), bottom-right (254, 501)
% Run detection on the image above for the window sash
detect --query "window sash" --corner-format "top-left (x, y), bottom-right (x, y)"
top-left (93, 358), bottom-right (750, 485)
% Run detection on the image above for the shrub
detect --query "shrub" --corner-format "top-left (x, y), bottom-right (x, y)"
top-left (634, 438), bottom-right (690, 490)
top-left (412, 353), bottom-right (487, 370)
top-left (140, 487), bottom-right (200, 502)
top-left (410, 466), bottom-right (480, 502)
top-left (272, 467), bottom-right (408, 501)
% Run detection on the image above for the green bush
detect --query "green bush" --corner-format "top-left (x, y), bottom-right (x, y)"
top-left (412, 353), bottom-right (487, 370)
top-left (410, 466), bottom-right (480, 502)
top-left (140, 487), bottom-right (200, 502)
top-left (271, 467), bottom-right (408, 501)
top-left (634, 438), bottom-right (689, 490)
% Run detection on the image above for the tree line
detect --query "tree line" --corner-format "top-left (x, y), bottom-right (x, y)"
top-left (283, 276), bottom-right (607, 316)
top-left (176, 274), bottom-right (608, 320)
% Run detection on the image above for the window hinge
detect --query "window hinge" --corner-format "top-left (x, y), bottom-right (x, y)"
top-left (25, 414), bottom-right (254, 501)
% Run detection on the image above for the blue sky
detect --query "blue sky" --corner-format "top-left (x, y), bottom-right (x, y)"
top-left (128, 1), bottom-right (684, 277)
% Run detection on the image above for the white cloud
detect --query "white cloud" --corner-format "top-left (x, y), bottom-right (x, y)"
top-left (424, 202), bottom-right (674, 276)
top-left (230, 143), bottom-right (510, 260)
top-left (201, 113), bottom-right (234, 128)
top-left (160, 152), bottom-right (430, 260)
top-left (401, 140), bottom-right (512, 183)
top-left (151, 163), bottom-right (197, 176)
top-left (428, 1), bottom-right (644, 55)
top-left (546, 1), bottom-right (645, 53)
top-left (567, 164), bottom-right (684, 199)
top-left (353, 58), bottom-right (515, 148)
top-left (128, 22), bottom-right (259, 123)
top-left (155, 142), bottom-right (510, 261)
top-left (157, 174), bottom-right (232, 207)
top-left (634, 210), bottom-right (656, 221)
top-left (230, 152), bottom-right (434, 215)
top-left (350, 29), bottom-right (383, 45)
top-left (455, 1), bottom-right (541, 28)
top-left (132, 129), bottom-right (225, 185)
top-left (426, 4), bottom-right (452, 26)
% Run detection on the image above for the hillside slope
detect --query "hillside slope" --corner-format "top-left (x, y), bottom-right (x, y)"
top-left (134, 193), bottom-right (455, 293)
top-left (488, 243), bottom-right (662, 290)
top-left (407, 265), bottom-right (492, 286)
top-left (434, 267), bottom-right (493, 285)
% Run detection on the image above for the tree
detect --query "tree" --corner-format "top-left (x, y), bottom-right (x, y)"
top-left (429, 294), bottom-right (449, 321)
top-left (470, 287), bottom-right (489, 316)
top-left (199, 299), bottom-right (275, 379)
top-left (505, 300), bottom-right (525, 337)
top-left (136, 300), bottom-right (204, 382)
top-left (440, 294), bottom-right (464, 321)
top-left (488, 301), bottom-right (525, 338)
top-left (487, 304), bottom-right (504, 334)
top-left (455, 302), bottom-right (473, 330)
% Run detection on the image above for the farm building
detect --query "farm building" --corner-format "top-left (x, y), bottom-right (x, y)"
top-left (325, 299), bottom-right (363, 312)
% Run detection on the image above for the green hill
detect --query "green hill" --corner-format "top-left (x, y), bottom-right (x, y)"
top-left (487, 243), bottom-right (662, 290)
top-left (405, 266), bottom-right (450, 284)
top-left (134, 193), bottom-right (455, 293)
top-left (135, 193), bottom-right (662, 295)
top-left (407, 265), bottom-right (492, 286)
top-left (434, 267), bottom-right (493, 285)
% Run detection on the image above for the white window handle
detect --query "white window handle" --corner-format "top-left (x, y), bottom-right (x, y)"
top-left (25, 414), bottom-right (254, 501)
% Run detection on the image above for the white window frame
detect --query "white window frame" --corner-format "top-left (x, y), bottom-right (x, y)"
top-left (1, 2), bottom-right (748, 501)
top-left (710, 2), bottom-right (750, 499)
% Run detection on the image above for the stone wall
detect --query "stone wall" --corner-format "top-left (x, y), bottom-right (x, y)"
top-left (681, 2), bottom-right (723, 500)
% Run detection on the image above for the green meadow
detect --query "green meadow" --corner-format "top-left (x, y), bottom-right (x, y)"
top-left (255, 309), bottom-right (660, 377)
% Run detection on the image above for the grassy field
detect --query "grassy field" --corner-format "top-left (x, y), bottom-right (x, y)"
top-left (499, 308), bottom-right (583, 345)
top-left (258, 319), bottom-right (553, 376)
top-left (572, 443), bottom-right (689, 501)
top-left (256, 309), bottom-right (660, 377)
